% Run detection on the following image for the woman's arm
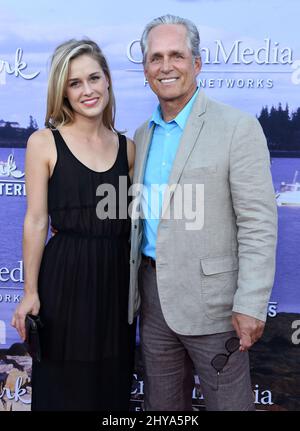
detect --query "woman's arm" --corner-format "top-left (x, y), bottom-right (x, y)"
top-left (11, 129), bottom-right (54, 340)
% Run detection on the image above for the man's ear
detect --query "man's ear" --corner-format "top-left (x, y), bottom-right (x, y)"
top-left (194, 56), bottom-right (202, 76)
top-left (144, 64), bottom-right (148, 81)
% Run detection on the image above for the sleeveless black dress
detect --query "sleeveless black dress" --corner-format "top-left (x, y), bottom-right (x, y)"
top-left (31, 130), bottom-right (136, 411)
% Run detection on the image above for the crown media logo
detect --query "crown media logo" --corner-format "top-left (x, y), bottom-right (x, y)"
top-left (0, 153), bottom-right (26, 196)
top-left (126, 37), bottom-right (300, 88)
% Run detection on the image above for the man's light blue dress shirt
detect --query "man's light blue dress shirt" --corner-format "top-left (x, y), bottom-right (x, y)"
top-left (141, 88), bottom-right (199, 259)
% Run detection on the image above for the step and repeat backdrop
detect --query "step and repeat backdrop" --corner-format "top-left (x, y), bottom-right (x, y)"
top-left (0, 0), bottom-right (300, 411)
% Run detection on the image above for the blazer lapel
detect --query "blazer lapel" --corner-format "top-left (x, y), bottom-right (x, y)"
top-left (132, 123), bottom-right (154, 223)
top-left (136, 123), bottom-right (154, 185)
top-left (161, 91), bottom-right (208, 219)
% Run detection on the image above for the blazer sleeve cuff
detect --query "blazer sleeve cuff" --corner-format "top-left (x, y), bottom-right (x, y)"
top-left (232, 304), bottom-right (268, 322)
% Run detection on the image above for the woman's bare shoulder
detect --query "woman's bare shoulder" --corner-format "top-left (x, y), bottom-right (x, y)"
top-left (26, 129), bottom-right (57, 168)
top-left (26, 128), bottom-right (56, 155)
top-left (27, 128), bottom-right (54, 146)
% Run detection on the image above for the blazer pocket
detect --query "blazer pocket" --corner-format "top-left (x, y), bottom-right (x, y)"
top-left (200, 255), bottom-right (238, 275)
top-left (200, 255), bottom-right (238, 319)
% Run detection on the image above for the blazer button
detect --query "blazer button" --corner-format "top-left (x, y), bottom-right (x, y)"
top-left (134, 225), bottom-right (137, 229)
top-left (132, 259), bottom-right (135, 264)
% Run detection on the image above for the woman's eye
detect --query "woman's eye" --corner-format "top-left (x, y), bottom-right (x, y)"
top-left (91, 76), bottom-right (100, 81)
top-left (70, 81), bottom-right (79, 87)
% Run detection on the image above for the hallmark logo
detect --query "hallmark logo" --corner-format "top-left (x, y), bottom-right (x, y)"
top-left (0, 376), bottom-right (31, 404)
top-left (0, 154), bottom-right (26, 196)
top-left (0, 153), bottom-right (24, 179)
top-left (0, 48), bottom-right (40, 84)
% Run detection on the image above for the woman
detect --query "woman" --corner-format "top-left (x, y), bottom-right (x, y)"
top-left (11, 39), bottom-right (136, 411)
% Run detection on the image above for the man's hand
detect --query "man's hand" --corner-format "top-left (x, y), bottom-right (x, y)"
top-left (232, 312), bottom-right (265, 352)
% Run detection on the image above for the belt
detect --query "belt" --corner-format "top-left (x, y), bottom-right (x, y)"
top-left (142, 254), bottom-right (156, 269)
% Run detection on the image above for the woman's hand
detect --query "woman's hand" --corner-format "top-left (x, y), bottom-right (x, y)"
top-left (11, 291), bottom-right (40, 341)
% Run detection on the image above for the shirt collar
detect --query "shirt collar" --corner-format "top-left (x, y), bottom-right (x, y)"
top-left (149, 87), bottom-right (199, 130)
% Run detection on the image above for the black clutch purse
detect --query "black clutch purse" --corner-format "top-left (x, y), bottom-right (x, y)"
top-left (25, 314), bottom-right (43, 362)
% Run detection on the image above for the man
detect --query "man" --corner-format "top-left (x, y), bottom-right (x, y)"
top-left (128, 15), bottom-right (277, 411)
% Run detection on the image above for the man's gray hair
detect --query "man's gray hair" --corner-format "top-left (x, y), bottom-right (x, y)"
top-left (140, 14), bottom-right (200, 63)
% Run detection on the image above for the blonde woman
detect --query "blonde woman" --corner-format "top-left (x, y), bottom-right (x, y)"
top-left (12, 39), bottom-right (136, 411)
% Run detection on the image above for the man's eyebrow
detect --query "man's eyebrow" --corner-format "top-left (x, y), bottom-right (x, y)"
top-left (169, 50), bottom-right (185, 55)
top-left (150, 50), bottom-right (185, 57)
top-left (149, 52), bottom-right (163, 57)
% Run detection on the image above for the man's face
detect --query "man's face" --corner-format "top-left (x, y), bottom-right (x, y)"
top-left (144, 24), bottom-right (201, 107)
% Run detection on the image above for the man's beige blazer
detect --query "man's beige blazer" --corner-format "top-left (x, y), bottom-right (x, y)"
top-left (128, 90), bottom-right (277, 335)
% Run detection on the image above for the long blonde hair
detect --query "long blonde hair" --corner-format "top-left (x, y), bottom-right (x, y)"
top-left (45, 39), bottom-right (116, 130)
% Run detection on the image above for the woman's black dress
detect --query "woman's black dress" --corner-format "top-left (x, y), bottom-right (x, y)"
top-left (31, 130), bottom-right (135, 411)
